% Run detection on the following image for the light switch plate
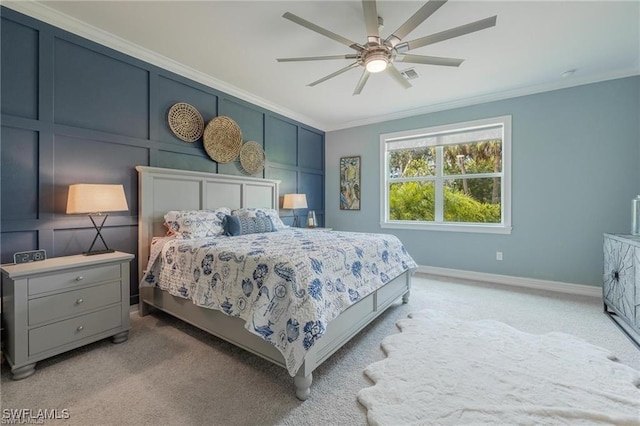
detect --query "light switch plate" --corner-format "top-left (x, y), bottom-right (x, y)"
top-left (13, 250), bottom-right (47, 264)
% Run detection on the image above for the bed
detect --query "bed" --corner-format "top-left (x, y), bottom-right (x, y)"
top-left (136, 166), bottom-right (416, 399)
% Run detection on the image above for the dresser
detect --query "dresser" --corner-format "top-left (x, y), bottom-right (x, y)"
top-left (1, 251), bottom-right (134, 379)
top-left (603, 234), bottom-right (640, 343)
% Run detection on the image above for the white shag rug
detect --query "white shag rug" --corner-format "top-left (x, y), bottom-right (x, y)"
top-left (358, 310), bottom-right (640, 425)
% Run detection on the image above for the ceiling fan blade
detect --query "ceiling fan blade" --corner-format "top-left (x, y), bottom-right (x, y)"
top-left (283, 12), bottom-right (365, 52)
top-left (396, 54), bottom-right (464, 67)
top-left (386, 0), bottom-right (447, 47)
top-left (353, 70), bottom-right (371, 95)
top-left (278, 54), bottom-right (359, 62)
top-left (362, 0), bottom-right (379, 41)
top-left (307, 62), bottom-right (362, 87)
top-left (386, 64), bottom-right (412, 89)
top-left (403, 16), bottom-right (497, 51)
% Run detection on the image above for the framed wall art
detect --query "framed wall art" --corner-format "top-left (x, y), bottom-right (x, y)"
top-left (340, 156), bottom-right (361, 210)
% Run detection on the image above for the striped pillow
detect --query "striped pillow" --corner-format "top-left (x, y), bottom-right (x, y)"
top-left (223, 215), bottom-right (275, 236)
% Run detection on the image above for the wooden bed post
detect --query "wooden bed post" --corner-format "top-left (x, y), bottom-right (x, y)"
top-left (294, 372), bottom-right (313, 401)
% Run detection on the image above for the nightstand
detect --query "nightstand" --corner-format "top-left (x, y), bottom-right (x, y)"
top-left (1, 251), bottom-right (134, 379)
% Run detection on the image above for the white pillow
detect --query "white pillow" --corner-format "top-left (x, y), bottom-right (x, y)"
top-left (164, 208), bottom-right (231, 239)
top-left (231, 207), bottom-right (288, 230)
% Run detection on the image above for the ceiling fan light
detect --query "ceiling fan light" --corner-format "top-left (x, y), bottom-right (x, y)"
top-left (363, 46), bottom-right (390, 73)
top-left (365, 56), bottom-right (388, 73)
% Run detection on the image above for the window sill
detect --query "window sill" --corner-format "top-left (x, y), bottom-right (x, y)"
top-left (380, 221), bottom-right (512, 234)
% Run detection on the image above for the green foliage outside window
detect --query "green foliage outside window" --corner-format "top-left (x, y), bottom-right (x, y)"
top-left (389, 182), bottom-right (435, 221)
top-left (389, 182), bottom-right (501, 223)
top-left (388, 140), bottom-right (502, 224)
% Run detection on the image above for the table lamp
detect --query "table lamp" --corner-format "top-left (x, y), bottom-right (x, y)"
top-left (66, 184), bottom-right (128, 255)
top-left (283, 193), bottom-right (307, 227)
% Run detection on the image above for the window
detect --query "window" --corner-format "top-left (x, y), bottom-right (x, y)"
top-left (380, 116), bottom-right (511, 234)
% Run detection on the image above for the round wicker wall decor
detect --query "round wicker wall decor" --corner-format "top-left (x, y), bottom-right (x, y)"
top-left (203, 116), bottom-right (242, 163)
top-left (167, 102), bottom-right (204, 142)
top-left (240, 141), bottom-right (266, 175)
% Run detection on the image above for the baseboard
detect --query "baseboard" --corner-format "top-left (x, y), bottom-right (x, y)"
top-left (416, 265), bottom-right (602, 299)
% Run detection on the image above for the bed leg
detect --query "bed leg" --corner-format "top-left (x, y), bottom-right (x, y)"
top-left (402, 290), bottom-right (410, 304)
top-left (294, 372), bottom-right (312, 401)
top-left (138, 301), bottom-right (152, 317)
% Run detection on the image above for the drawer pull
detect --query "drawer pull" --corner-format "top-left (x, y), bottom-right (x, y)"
top-left (75, 276), bottom-right (84, 281)
top-left (77, 325), bottom-right (84, 332)
top-left (76, 298), bottom-right (84, 305)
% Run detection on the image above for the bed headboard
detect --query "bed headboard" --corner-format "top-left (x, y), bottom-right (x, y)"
top-left (135, 166), bottom-right (280, 280)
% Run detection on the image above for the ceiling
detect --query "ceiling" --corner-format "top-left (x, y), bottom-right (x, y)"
top-left (6, 1), bottom-right (639, 131)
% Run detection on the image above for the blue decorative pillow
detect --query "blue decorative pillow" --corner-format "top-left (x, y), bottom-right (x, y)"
top-left (223, 215), bottom-right (275, 236)
top-left (231, 207), bottom-right (288, 230)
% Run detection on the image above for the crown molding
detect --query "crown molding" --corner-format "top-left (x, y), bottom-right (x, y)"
top-left (2, 1), bottom-right (328, 131)
top-left (3, 1), bottom-right (638, 134)
top-left (326, 68), bottom-right (640, 131)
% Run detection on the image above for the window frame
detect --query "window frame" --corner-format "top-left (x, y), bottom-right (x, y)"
top-left (379, 115), bottom-right (512, 234)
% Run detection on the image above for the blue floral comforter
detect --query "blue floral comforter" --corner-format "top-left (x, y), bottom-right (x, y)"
top-left (141, 229), bottom-right (417, 376)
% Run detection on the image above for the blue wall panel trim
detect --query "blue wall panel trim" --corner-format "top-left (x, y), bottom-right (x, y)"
top-left (157, 150), bottom-right (219, 174)
top-left (53, 38), bottom-right (150, 139)
top-left (266, 167), bottom-right (298, 195)
top-left (300, 172), bottom-right (325, 213)
top-left (265, 115), bottom-right (298, 166)
top-left (52, 135), bottom-right (147, 217)
top-left (1, 231), bottom-right (39, 260)
top-left (0, 18), bottom-right (39, 119)
top-left (154, 75), bottom-right (219, 144)
top-left (219, 99), bottom-right (264, 146)
top-left (1, 127), bottom-right (39, 221)
top-left (298, 127), bottom-right (324, 171)
top-left (0, 6), bottom-right (324, 304)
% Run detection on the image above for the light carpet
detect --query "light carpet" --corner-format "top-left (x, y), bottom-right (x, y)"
top-left (358, 309), bottom-right (640, 426)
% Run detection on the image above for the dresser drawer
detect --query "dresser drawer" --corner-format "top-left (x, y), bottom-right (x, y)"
top-left (28, 281), bottom-right (122, 326)
top-left (28, 264), bottom-right (121, 296)
top-left (28, 305), bottom-right (122, 356)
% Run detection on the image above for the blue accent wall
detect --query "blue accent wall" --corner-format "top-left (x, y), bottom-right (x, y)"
top-left (0, 7), bottom-right (325, 304)
top-left (326, 76), bottom-right (640, 287)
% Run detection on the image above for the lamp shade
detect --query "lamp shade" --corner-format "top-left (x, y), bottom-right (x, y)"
top-left (283, 193), bottom-right (308, 209)
top-left (66, 184), bottom-right (129, 214)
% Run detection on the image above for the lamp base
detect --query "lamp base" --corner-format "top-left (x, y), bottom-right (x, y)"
top-left (83, 214), bottom-right (115, 256)
top-left (83, 249), bottom-right (115, 256)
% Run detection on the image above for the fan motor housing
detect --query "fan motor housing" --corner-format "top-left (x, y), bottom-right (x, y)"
top-left (364, 47), bottom-right (391, 64)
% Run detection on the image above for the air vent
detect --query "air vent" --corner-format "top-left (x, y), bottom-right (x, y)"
top-left (400, 68), bottom-right (420, 80)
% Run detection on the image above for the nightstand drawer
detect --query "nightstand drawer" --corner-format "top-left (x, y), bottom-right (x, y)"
top-left (28, 281), bottom-right (122, 326)
top-left (28, 305), bottom-right (122, 356)
top-left (28, 264), bottom-right (121, 296)
top-left (2, 251), bottom-right (133, 380)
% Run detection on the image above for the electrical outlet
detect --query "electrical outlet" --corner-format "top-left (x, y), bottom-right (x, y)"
top-left (13, 250), bottom-right (47, 264)
top-left (496, 251), bottom-right (503, 261)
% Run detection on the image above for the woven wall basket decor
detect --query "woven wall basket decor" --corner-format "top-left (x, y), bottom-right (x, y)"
top-left (240, 141), bottom-right (266, 175)
top-left (203, 116), bottom-right (243, 163)
top-left (167, 102), bottom-right (204, 142)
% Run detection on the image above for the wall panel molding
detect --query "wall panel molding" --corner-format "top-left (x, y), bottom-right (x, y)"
top-left (1, 6), bottom-right (325, 305)
top-left (1, 1), bottom-right (324, 131)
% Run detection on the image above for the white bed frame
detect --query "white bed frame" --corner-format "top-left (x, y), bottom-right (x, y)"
top-left (136, 166), bottom-right (411, 400)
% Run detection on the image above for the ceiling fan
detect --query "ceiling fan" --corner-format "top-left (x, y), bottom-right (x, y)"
top-left (277, 0), bottom-right (497, 95)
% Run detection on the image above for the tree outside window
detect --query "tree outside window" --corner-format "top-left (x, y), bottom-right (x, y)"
top-left (381, 116), bottom-right (511, 234)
